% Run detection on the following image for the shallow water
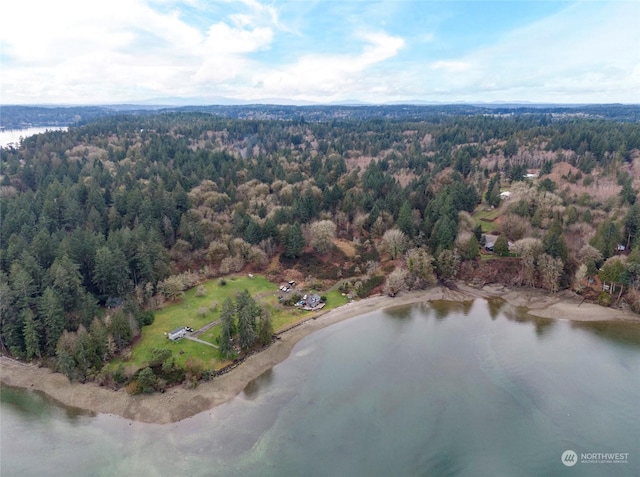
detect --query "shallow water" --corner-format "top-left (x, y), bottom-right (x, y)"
top-left (2, 299), bottom-right (639, 476)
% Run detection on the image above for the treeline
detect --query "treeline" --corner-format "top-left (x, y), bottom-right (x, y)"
top-left (3, 103), bottom-right (639, 129)
top-left (1, 111), bottom-right (640, 365)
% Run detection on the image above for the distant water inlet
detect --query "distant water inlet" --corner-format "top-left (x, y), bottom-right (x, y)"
top-left (0, 126), bottom-right (67, 147)
top-left (2, 299), bottom-right (639, 476)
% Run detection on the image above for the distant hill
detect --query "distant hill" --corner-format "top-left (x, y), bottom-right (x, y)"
top-left (1, 103), bottom-right (639, 130)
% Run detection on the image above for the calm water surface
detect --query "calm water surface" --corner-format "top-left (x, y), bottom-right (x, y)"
top-left (2, 299), bottom-right (639, 476)
top-left (0, 127), bottom-right (67, 147)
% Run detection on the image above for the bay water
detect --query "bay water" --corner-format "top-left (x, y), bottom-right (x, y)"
top-left (0, 127), bottom-right (67, 148)
top-left (2, 299), bottom-right (639, 476)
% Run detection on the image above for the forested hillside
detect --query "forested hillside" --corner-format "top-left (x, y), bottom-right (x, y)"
top-left (2, 109), bottom-right (640, 374)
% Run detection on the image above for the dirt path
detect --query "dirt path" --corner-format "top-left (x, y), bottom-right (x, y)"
top-left (185, 336), bottom-right (218, 348)
top-left (192, 319), bottom-right (220, 338)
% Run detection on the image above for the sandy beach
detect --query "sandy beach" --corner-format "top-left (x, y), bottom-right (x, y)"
top-left (2, 284), bottom-right (639, 423)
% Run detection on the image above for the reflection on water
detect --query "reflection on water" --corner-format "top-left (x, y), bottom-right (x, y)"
top-left (2, 298), bottom-right (640, 477)
top-left (1, 386), bottom-right (94, 422)
top-left (486, 297), bottom-right (505, 319)
top-left (430, 299), bottom-right (475, 318)
top-left (242, 369), bottom-right (274, 399)
top-left (570, 320), bottom-right (640, 348)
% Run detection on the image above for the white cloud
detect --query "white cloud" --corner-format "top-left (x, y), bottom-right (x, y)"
top-left (419, 1), bottom-right (640, 102)
top-left (1, 0), bottom-right (637, 104)
top-left (430, 61), bottom-right (473, 73)
top-left (252, 31), bottom-right (404, 100)
top-left (0, 0), bottom-right (279, 103)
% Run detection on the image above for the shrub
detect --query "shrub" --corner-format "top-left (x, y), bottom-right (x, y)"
top-left (357, 275), bottom-right (385, 298)
top-left (148, 348), bottom-right (172, 368)
top-left (184, 357), bottom-right (204, 381)
top-left (137, 367), bottom-right (157, 394)
top-left (113, 364), bottom-right (126, 384)
top-left (597, 291), bottom-right (613, 307)
top-left (201, 369), bottom-right (214, 381)
top-left (125, 381), bottom-right (141, 395)
top-left (135, 310), bottom-right (155, 327)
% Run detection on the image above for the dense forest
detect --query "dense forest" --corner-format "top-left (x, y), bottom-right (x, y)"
top-left (2, 103), bottom-right (639, 129)
top-left (2, 107), bottom-right (640, 383)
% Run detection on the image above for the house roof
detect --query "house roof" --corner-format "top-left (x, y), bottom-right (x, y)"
top-left (169, 327), bottom-right (185, 335)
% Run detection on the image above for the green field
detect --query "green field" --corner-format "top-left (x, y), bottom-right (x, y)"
top-left (473, 206), bottom-right (501, 233)
top-left (111, 274), bottom-right (350, 372)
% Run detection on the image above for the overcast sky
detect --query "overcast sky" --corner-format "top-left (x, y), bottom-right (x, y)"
top-left (1, 0), bottom-right (639, 105)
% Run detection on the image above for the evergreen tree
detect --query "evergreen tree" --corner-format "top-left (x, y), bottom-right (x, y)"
top-left (460, 234), bottom-right (480, 260)
top-left (236, 290), bottom-right (257, 351)
top-left (590, 219), bottom-right (621, 259)
top-left (542, 220), bottom-right (568, 261)
top-left (47, 254), bottom-right (84, 312)
top-left (9, 263), bottom-right (36, 312)
top-left (109, 310), bottom-right (133, 350)
top-left (485, 175), bottom-right (501, 208)
top-left (22, 309), bottom-right (41, 361)
top-left (93, 246), bottom-right (130, 298)
top-left (39, 287), bottom-right (65, 355)
top-left (243, 219), bottom-right (263, 245)
top-left (431, 215), bottom-right (457, 252)
top-left (284, 223), bottom-right (305, 259)
top-left (494, 234), bottom-right (510, 257)
top-left (397, 201), bottom-right (416, 238)
top-left (256, 308), bottom-right (274, 346)
top-left (137, 367), bottom-right (157, 394)
top-left (219, 298), bottom-right (235, 358)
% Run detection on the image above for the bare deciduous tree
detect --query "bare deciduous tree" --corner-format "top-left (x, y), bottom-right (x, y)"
top-left (384, 268), bottom-right (408, 297)
top-left (436, 250), bottom-right (460, 281)
top-left (405, 248), bottom-right (436, 289)
top-left (207, 240), bottom-right (229, 263)
top-left (219, 256), bottom-right (245, 274)
top-left (379, 228), bottom-right (408, 259)
top-left (309, 220), bottom-right (337, 254)
top-left (157, 275), bottom-right (186, 301)
top-left (574, 264), bottom-right (588, 292)
top-left (500, 214), bottom-right (531, 241)
top-left (512, 238), bottom-right (543, 287)
top-left (578, 244), bottom-right (603, 275)
top-left (537, 253), bottom-right (563, 293)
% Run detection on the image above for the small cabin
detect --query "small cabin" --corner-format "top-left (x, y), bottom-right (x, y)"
top-left (499, 191), bottom-right (511, 200)
top-left (168, 327), bottom-right (187, 341)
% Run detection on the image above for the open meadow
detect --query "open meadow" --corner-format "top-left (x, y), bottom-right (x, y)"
top-left (110, 274), bottom-right (349, 372)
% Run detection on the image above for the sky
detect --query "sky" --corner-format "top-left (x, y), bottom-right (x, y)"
top-left (1, 0), bottom-right (639, 105)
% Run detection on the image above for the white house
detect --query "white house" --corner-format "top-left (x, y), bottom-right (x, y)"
top-left (168, 327), bottom-right (187, 341)
top-left (499, 191), bottom-right (511, 200)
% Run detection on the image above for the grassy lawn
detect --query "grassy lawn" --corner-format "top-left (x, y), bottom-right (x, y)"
top-left (473, 206), bottom-right (501, 233)
top-left (111, 274), bottom-right (350, 372)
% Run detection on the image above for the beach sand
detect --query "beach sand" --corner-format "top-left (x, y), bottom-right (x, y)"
top-left (1, 284), bottom-right (638, 423)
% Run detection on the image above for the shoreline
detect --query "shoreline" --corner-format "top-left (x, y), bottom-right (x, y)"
top-left (2, 284), bottom-right (639, 424)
